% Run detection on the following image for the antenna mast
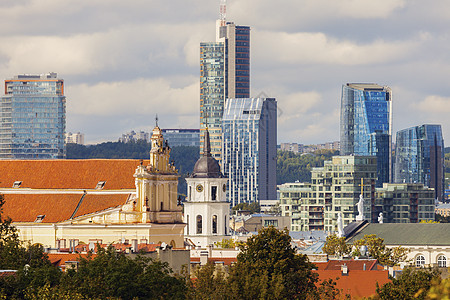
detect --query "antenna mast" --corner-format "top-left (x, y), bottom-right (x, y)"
top-left (219, 0), bottom-right (227, 26)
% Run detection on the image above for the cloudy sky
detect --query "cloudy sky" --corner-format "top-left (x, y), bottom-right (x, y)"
top-left (1, 0), bottom-right (450, 144)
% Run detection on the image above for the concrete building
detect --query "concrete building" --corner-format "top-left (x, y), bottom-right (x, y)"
top-left (280, 143), bottom-right (301, 153)
top-left (199, 8), bottom-right (250, 164)
top-left (162, 129), bottom-right (200, 147)
top-left (65, 132), bottom-right (84, 145)
top-left (184, 129), bottom-right (229, 247)
top-left (222, 98), bottom-right (277, 206)
top-left (0, 73), bottom-right (66, 159)
top-left (119, 130), bottom-right (150, 143)
top-left (230, 214), bottom-right (291, 233)
top-left (340, 83), bottom-right (392, 187)
top-left (394, 124), bottom-right (445, 201)
top-left (0, 125), bottom-right (185, 248)
top-left (436, 203), bottom-right (450, 217)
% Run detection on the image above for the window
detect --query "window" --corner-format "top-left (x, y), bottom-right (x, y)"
top-left (416, 255), bottom-right (425, 267)
top-left (212, 215), bottom-right (218, 234)
top-left (211, 186), bottom-right (217, 200)
top-left (95, 181), bottom-right (106, 189)
top-left (438, 255), bottom-right (447, 268)
top-left (196, 215), bottom-right (202, 234)
top-left (186, 215), bottom-right (189, 235)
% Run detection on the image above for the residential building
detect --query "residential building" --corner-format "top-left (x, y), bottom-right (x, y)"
top-left (340, 83), bottom-right (392, 187)
top-left (229, 214), bottom-right (291, 233)
top-left (435, 203), bottom-right (450, 217)
top-left (0, 125), bottom-right (185, 248)
top-left (65, 132), bottom-right (84, 145)
top-left (394, 124), bottom-right (445, 201)
top-left (0, 73), bottom-right (66, 159)
top-left (162, 129), bottom-right (200, 147)
top-left (345, 222), bottom-right (450, 269)
top-left (280, 143), bottom-right (301, 153)
top-left (184, 129), bottom-right (229, 247)
top-left (200, 10), bottom-right (250, 164)
top-left (222, 98), bottom-right (277, 206)
top-left (279, 182), bottom-right (313, 231)
top-left (374, 183), bottom-right (435, 223)
top-left (119, 130), bottom-right (150, 143)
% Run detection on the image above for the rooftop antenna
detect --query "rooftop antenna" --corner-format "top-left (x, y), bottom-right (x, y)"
top-left (219, 0), bottom-right (227, 26)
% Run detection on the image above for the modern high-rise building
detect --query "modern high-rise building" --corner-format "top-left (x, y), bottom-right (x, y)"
top-left (340, 83), bottom-right (392, 187)
top-left (0, 73), bottom-right (66, 159)
top-left (162, 129), bottom-right (200, 147)
top-left (394, 124), bottom-right (445, 201)
top-left (222, 98), bottom-right (277, 207)
top-left (65, 132), bottom-right (84, 145)
top-left (200, 9), bottom-right (250, 164)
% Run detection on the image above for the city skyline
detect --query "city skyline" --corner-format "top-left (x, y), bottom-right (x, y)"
top-left (1, 1), bottom-right (450, 144)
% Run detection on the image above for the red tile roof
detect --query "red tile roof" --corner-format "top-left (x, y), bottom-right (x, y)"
top-left (0, 159), bottom-right (146, 190)
top-left (2, 193), bottom-right (130, 223)
top-left (314, 259), bottom-right (381, 271)
top-left (314, 269), bottom-right (390, 299)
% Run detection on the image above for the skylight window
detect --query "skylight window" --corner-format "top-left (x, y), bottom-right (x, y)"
top-left (34, 215), bottom-right (45, 223)
top-left (95, 181), bottom-right (106, 189)
top-left (12, 181), bottom-right (22, 188)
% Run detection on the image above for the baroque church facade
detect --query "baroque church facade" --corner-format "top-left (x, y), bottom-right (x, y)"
top-left (0, 125), bottom-right (185, 248)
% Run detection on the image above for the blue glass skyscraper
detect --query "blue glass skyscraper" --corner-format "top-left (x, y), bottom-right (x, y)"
top-left (340, 83), bottom-right (392, 187)
top-left (0, 73), bottom-right (66, 159)
top-left (394, 124), bottom-right (444, 201)
top-left (222, 98), bottom-right (277, 207)
top-left (200, 19), bottom-right (250, 165)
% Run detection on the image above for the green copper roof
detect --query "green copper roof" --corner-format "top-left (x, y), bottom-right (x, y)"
top-left (346, 223), bottom-right (450, 246)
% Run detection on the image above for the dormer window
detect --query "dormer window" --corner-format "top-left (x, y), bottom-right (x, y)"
top-left (34, 215), bottom-right (45, 222)
top-left (12, 181), bottom-right (22, 188)
top-left (95, 181), bottom-right (106, 189)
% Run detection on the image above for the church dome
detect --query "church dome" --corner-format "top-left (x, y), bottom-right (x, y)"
top-left (191, 128), bottom-right (223, 178)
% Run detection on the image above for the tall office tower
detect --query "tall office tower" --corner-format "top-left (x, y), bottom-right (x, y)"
top-left (200, 2), bottom-right (250, 164)
top-left (222, 98), bottom-right (277, 207)
top-left (0, 73), bottom-right (66, 159)
top-left (340, 83), bottom-right (392, 187)
top-left (394, 124), bottom-right (445, 201)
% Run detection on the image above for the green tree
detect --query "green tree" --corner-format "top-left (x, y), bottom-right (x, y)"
top-left (227, 227), bottom-right (318, 299)
top-left (351, 234), bottom-right (409, 266)
top-left (215, 238), bottom-right (245, 249)
top-left (61, 246), bottom-right (186, 300)
top-left (187, 263), bottom-right (227, 300)
top-left (373, 267), bottom-right (441, 300)
top-left (322, 234), bottom-right (351, 258)
top-left (231, 202), bottom-right (260, 214)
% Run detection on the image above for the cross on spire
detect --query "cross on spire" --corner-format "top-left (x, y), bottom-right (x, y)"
top-left (155, 114), bottom-right (159, 127)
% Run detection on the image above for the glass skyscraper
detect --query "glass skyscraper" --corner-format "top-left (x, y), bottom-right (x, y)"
top-left (0, 73), bottom-right (66, 159)
top-left (340, 83), bottom-right (392, 187)
top-left (200, 20), bottom-right (250, 164)
top-left (222, 98), bottom-right (277, 207)
top-left (394, 124), bottom-right (444, 201)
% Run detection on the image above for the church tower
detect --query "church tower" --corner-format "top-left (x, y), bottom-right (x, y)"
top-left (184, 128), bottom-right (229, 247)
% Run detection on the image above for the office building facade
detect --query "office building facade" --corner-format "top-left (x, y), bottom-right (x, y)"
top-left (162, 129), bottom-right (200, 147)
top-left (0, 73), bottom-right (66, 159)
top-left (340, 83), bottom-right (392, 187)
top-left (222, 98), bottom-right (276, 207)
top-left (200, 19), bottom-right (250, 164)
top-left (394, 124), bottom-right (445, 201)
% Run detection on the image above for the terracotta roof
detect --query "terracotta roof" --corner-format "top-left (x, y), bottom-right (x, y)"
top-left (314, 269), bottom-right (390, 298)
top-left (314, 259), bottom-right (380, 271)
top-left (0, 159), bottom-right (147, 190)
top-left (2, 193), bottom-right (130, 223)
top-left (3, 193), bottom-right (82, 223)
top-left (47, 253), bottom-right (93, 267)
top-left (73, 193), bottom-right (130, 219)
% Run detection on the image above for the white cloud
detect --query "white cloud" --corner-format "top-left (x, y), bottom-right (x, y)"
top-left (415, 95), bottom-right (450, 114)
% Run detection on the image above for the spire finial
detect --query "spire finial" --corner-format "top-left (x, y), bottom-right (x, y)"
top-left (155, 114), bottom-right (159, 127)
top-left (203, 127), bottom-right (211, 157)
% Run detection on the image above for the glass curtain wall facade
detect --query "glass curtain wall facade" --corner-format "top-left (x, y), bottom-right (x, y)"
top-left (222, 98), bottom-right (276, 207)
top-left (394, 124), bottom-right (444, 201)
top-left (162, 129), bottom-right (200, 147)
top-left (340, 83), bottom-right (392, 187)
top-left (200, 21), bottom-right (250, 165)
top-left (0, 73), bottom-right (66, 159)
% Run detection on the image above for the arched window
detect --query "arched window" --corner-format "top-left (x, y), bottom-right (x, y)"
top-left (212, 215), bottom-right (218, 234)
top-left (416, 255), bottom-right (425, 267)
top-left (438, 255), bottom-right (447, 268)
top-left (196, 215), bottom-right (202, 234)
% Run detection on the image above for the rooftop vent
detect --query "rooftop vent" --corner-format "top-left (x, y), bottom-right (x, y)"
top-left (95, 181), bottom-right (106, 189)
top-left (12, 181), bottom-right (22, 188)
top-left (34, 215), bottom-right (45, 223)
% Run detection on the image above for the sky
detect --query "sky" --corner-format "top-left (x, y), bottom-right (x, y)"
top-left (1, 0), bottom-right (450, 145)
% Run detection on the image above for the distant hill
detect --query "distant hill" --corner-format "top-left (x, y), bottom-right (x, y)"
top-left (66, 142), bottom-right (199, 197)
